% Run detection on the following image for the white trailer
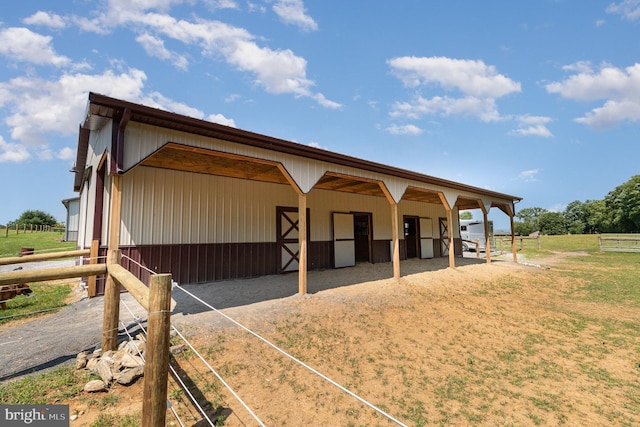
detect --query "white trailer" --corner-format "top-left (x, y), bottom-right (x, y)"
top-left (459, 219), bottom-right (493, 252)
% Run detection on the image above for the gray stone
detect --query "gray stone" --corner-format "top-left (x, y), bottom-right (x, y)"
top-left (84, 380), bottom-right (107, 392)
top-left (75, 352), bottom-right (88, 370)
top-left (94, 359), bottom-right (113, 384)
top-left (170, 344), bottom-right (186, 354)
top-left (119, 353), bottom-right (144, 369)
top-left (115, 366), bottom-right (145, 385)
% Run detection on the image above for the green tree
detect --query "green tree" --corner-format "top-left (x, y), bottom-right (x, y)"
top-left (584, 199), bottom-right (610, 233)
top-left (538, 211), bottom-right (567, 235)
top-left (459, 211), bottom-right (473, 220)
top-left (11, 210), bottom-right (57, 227)
top-left (514, 207), bottom-right (547, 235)
top-left (604, 175), bottom-right (640, 233)
top-left (564, 200), bottom-right (587, 234)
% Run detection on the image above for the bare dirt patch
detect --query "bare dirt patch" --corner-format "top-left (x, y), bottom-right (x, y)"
top-left (64, 254), bottom-right (640, 426)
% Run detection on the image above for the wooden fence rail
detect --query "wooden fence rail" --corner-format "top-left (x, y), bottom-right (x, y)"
top-left (0, 244), bottom-right (172, 426)
top-left (496, 236), bottom-right (540, 252)
top-left (598, 234), bottom-right (640, 252)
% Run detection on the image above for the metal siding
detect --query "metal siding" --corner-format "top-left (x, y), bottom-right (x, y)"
top-left (120, 167), bottom-right (297, 245)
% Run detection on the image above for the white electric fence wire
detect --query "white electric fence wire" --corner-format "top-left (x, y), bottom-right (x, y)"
top-left (119, 304), bottom-right (189, 427)
top-left (170, 325), bottom-right (266, 427)
top-left (120, 254), bottom-right (157, 276)
top-left (121, 299), bottom-right (238, 427)
top-left (174, 284), bottom-right (409, 427)
top-left (0, 305), bottom-right (64, 321)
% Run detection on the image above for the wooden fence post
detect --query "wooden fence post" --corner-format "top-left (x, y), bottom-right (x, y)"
top-left (102, 249), bottom-right (121, 352)
top-left (88, 240), bottom-right (99, 298)
top-left (142, 273), bottom-right (172, 427)
top-left (4, 225), bottom-right (7, 238)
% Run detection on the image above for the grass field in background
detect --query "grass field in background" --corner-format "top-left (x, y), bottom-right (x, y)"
top-left (0, 232), bottom-right (76, 324)
top-left (0, 231), bottom-right (75, 258)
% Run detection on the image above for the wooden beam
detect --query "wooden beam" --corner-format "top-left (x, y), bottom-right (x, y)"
top-left (87, 240), bottom-right (99, 298)
top-left (446, 207), bottom-right (455, 269)
top-left (298, 194), bottom-right (308, 295)
top-left (0, 249), bottom-right (90, 266)
top-left (391, 203), bottom-right (400, 279)
top-left (103, 174), bottom-right (123, 352)
top-left (142, 273), bottom-right (172, 427)
top-left (107, 263), bottom-right (151, 311)
top-left (0, 264), bottom-right (107, 287)
top-left (482, 209), bottom-right (491, 264)
top-left (477, 200), bottom-right (491, 265)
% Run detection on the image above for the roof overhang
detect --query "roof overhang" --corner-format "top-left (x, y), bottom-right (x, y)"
top-left (78, 92), bottom-right (522, 208)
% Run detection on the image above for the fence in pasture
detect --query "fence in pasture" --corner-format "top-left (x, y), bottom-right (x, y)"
top-left (496, 235), bottom-right (540, 252)
top-left (598, 234), bottom-right (640, 253)
top-left (0, 242), bottom-right (172, 427)
top-left (2, 223), bottom-right (65, 237)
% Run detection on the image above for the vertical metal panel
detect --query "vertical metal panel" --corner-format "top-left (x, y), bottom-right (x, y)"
top-left (120, 166), bottom-right (298, 245)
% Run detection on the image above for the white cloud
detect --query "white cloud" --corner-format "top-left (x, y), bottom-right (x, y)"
top-left (57, 146), bottom-right (76, 160)
top-left (606, 0), bottom-right (640, 20)
top-left (385, 124), bottom-right (424, 135)
top-left (518, 169), bottom-right (539, 182)
top-left (388, 56), bottom-right (521, 98)
top-left (205, 0), bottom-right (239, 10)
top-left (391, 95), bottom-right (501, 122)
top-left (388, 56), bottom-right (520, 122)
top-left (136, 32), bottom-right (189, 70)
top-left (0, 27), bottom-right (70, 66)
top-left (23, 11), bottom-right (67, 29)
top-left (546, 62), bottom-right (640, 128)
top-left (78, 6), bottom-right (338, 108)
top-left (207, 113), bottom-right (236, 127)
top-left (509, 115), bottom-right (553, 137)
top-left (0, 136), bottom-right (30, 163)
top-left (272, 0), bottom-right (318, 31)
top-left (0, 68), bottom-right (148, 144)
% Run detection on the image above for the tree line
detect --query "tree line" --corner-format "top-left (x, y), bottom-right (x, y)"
top-left (515, 175), bottom-right (640, 235)
top-left (5, 210), bottom-right (60, 228)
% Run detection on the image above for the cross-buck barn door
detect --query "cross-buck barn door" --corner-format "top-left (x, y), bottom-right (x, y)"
top-left (439, 217), bottom-right (449, 256)
top-left (333, 212), bottom-right (356, 268)
top-left (277, 207), bottom-right (309, 273)
top-left (419, 217), bottom-right (434, 259)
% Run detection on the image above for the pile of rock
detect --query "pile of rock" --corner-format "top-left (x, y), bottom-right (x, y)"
top-left (77, 338), bottom-right (146, 392)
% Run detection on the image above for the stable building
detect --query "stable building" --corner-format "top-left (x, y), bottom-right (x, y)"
top-left (72, 93), bottom-right (522, 295)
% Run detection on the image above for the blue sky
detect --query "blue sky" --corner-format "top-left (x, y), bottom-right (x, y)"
top-left (1, 1), bottom-right (639, 231)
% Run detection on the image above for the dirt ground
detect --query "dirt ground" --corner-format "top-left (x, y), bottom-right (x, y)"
top-left (58, 253), bottom-right (640, 425)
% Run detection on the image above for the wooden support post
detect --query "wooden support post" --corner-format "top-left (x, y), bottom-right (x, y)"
top-left (102, 174), bottom-right (123, 352)
top-left (391, 203), bottom-right (400, 279)
top-left (509, 213), bottom-right (517, 262)
top-left (446, 208), bottom-right (455, 269)
top-left (15, 223), bottom-right (18, 235)
top-left (88, 240), bottom-right (99, 298)
top-left (477, 205), bottom-right (491, 264)
top-left (298, 194), bottom-right (307, 295)
top-left (142, 273), bottom-right (172, 427)
top-left (102, 249), bottom-right (121, 352)
top-left (4, 225), bottom-right (8, 238)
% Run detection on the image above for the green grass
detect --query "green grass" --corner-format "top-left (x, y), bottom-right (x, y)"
top-left (0, 231), bottom-right (75, 258)
top-left (0, 231), bottom-right (77, 325)
top-left (0, 282), bottom-right (73, 325)
top-left (0, 365), bottom-right (91, 404)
